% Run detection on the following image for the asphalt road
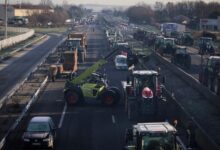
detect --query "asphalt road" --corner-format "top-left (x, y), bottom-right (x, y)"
top-left (0, 33), bottom-right (64, 101)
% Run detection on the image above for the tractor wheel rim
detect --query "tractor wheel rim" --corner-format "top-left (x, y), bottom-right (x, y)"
top-left (105, 96), bottom-right (114, 105)
top-left (68, 95), bottom-right (77, 104)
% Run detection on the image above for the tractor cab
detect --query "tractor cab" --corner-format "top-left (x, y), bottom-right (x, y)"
top-left (129, 70), bottom-right (158, 98)
top-left (124, 122), bottom-right (178, 150)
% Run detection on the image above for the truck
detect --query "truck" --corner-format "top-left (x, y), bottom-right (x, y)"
top-left (67, 32), bottom-right (87, 62)
top-left (199, 56), bottom-right (220, 96)
top-left (64, 59), bottom-right (121, 106)
top-left (161, 23), bottom-right (186, 37)
top-left (49, 45), bottom-right (78, 80)
top-left (124, 122), bottom-right (187, 150)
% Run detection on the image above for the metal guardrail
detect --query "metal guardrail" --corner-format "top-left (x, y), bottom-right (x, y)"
top-left (0, 34), bottom-right (47, 108)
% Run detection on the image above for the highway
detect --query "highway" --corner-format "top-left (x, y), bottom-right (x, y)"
top-left (0, 33), bottom-right (65, 101)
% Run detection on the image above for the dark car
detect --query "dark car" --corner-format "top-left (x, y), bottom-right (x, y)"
top-left (22, 116), bottom-right (56, 149)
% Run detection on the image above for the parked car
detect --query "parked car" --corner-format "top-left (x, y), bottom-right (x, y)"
top-left (114, 55), bottom-right (128, 70)
top-left (22, 116), bottom-right (56, 149)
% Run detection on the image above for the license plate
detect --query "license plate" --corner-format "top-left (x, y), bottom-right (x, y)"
top-left (32, 143), bottom-right (41, 146)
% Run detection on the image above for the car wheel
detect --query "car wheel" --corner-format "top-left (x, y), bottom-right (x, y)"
top-left (101, 90), bottom-right (117, 106)
top-left (65, 90), bottom-right (80, 105)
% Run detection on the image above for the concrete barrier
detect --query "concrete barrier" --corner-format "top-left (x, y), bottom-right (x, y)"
top-left (0, 27), bottom-right (35, 50)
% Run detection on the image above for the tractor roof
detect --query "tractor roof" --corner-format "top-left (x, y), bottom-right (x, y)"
top-left (133, 70), bottom-right (158, 76)
top-left (134, 122), bottom-right (176, 134)
top-left (209, 56), bottom-right (220, 60)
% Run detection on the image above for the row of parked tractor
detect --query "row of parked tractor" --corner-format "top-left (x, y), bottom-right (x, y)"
top-left (100, 23), bottom-right (193, 149)
top-left (133, 28), bottom-right (220, 96)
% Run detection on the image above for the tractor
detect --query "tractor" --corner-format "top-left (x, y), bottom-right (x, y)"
top-left (124, 122), bottom-right (187, 150)
top-left (171, 46), bottom-right (191, 69)
top-left (158, 38), bottom-right (177, 56)
top-left (199, 56), bottom-right (220, 96)
top-left (122, 69), bottom-right (165, 120)
top-left (177, 32), bottom-right (194, 46)
top-left (64, 59), bottom-right (121, 106)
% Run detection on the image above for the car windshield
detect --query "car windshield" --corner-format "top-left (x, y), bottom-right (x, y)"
top-left (27, 122), bottom-right (50, 132)
top-left (142, 133), bottom-right (174, 150)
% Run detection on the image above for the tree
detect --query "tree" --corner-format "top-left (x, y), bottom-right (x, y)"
top-left (126, 4), bottom-right (154, 24)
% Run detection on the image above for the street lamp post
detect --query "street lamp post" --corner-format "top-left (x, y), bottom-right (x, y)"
top-left (5, 0), bottom-right (8, 39)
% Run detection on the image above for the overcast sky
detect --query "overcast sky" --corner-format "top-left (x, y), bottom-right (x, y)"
top-left (1, 0), bottom-right (219, 6)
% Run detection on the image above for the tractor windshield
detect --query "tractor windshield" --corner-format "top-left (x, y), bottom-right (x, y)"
top-left (142, 133), bottom-right (175, 150)
top-left (176, 48), bottom-right (187, 54)
top-left (134, 75), bottom-right (154, 96)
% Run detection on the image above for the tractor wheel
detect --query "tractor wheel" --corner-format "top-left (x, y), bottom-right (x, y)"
top-left (101, 90), bottom-right (118, 106)
top-left (65, 90), bottom-right (80, 105)
top-left (109, 87), bottom-right (121, 102)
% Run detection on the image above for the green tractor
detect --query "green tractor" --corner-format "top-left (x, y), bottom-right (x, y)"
top-left (64, 59), bottom-right (121, 106)
top-left (124, 122), bottom-right (187, 150)
top-left (122, 70), bottom-right (165, 120)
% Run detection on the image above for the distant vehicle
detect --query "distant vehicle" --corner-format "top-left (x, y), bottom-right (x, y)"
top-left (8, 16), bottom-right (28, 26)
top-left (199, 56), bottom-right (220, 96)
top-left (158, 38), bottom-right (177, 56)
top-left (114, 55), bottom-right (128, 70)
top-left (198, 37), bottom-right (215, 55)
top-left (22, 116), bottom-right (56, 149)
top-left (177, 32), bottom-right (194, 46)
top-left (171, 46), bottom-right (191, 69)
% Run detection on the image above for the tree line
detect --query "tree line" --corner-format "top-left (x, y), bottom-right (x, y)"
top-left (125, 1), bottom-right (220, 28)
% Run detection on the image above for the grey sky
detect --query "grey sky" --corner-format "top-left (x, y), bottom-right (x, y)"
top-left (1, 0), bottom-right (219, 6)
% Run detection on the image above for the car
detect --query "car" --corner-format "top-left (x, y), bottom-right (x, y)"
top-left (114, 55), bottom-right (128, 70)
top-left (22, 116), bottom-right (56, 149)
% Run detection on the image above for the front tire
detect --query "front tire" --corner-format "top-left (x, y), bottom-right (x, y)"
top-left (65, 90), bottom-right (80, 105)
top-left (101, 90), bottom-right (118, 106)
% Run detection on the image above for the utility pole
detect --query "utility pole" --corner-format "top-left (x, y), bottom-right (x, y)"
top-left (5, 0), bottom-right (8, 39)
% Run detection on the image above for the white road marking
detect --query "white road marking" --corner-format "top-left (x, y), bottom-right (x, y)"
top-left (112, 115), bottom-right (116, 124)
top-left (58, 102), bottom-right (67, 128)
top-left (56, 99), bottom-right (63, 102)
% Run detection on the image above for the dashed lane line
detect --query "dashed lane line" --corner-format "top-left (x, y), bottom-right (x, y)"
top-left (58, 102), bottom-right (67, 128)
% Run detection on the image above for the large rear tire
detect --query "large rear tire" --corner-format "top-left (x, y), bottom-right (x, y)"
top-left (65, 90), bottom-right (80, 105)
top-left (101, 90), bottom-right (118, 106)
